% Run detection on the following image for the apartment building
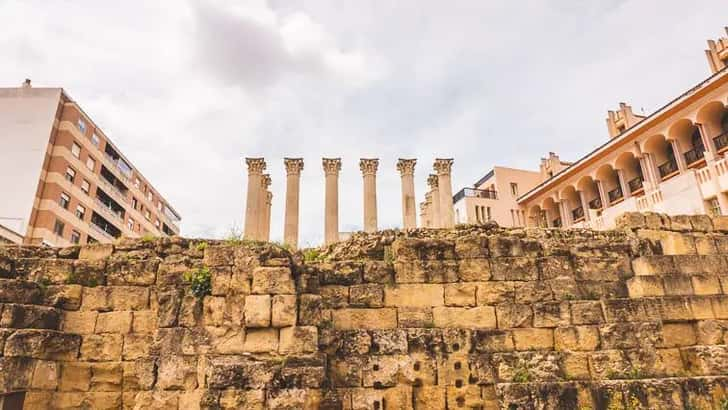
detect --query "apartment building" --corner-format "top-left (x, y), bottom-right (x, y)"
top-left (518, 28), bottom-right (728, 229)
top-left (0, 80), bottom-right (181, 246)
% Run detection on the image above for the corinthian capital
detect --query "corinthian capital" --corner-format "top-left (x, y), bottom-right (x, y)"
top-left (284, 158), bottom-right (304, 176)
top-left (427, 174), bottom-right (439, 188)
top-left (322, 158), bottom-right (342, 176)
top-left (359, 158), bottom-right (379, 176)
top-left (433, 158), bottom-right (454, 175)
top-left (245, 157), bottom-right (266, 175)
top-left (261, 174), bottom-right (272, 188)
top-left (396, 158), bottom-right (416, 176)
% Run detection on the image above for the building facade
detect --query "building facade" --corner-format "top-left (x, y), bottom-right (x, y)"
top-left (0, 80), bottom-right (181, 246)
top-left (518, 29), bottom-right (728, 229)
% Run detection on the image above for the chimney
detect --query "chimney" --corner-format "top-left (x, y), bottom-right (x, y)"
top-left (22, 79), bottom-right (32, 88)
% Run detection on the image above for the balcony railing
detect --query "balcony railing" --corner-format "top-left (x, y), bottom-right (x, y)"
top-left (552, 218), bottom-right (562, 228)
top-left (97, 176), bottom-right (129, 204)
top-left (103, 153), bottom-right (132, 183)
top-left (683, 144), bottom-right (705, 166)
top-left (658, 159), bottom-right (679, 179)
top-left (572, 206), bottom-right (584, 221)
top-left (608, 186), bottom-right (624, 203)
top-left (588, 197), bottom-right (602, 210)
top-left (714, 131), bottom-right (728, 152)
top-left (452, 188), bottom-right (498, 203)
top-left (90, 221), bottom-right (114, 240)
top-left (95, 198), bottom-right (124, 222)
top-left (628, 176), bottom-right (643, 193)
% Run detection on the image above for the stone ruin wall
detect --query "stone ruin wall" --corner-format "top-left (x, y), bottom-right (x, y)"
top-left (2, 213), bottom-right (728, 409)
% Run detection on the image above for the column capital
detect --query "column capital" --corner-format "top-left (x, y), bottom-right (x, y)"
top-left (396, 158), bottom-right (417, 176)
top-left (284, 158), bottom-right (304, 176)
top-left (359, 158), bottom-right (379, 176)
top-left (261, 174), bottom-right (272, 189)
top-left (427, 174), bottom-right (439, 188)
top-left (420, 202), bottom-right (428, 212)
top-left (322, 158), bottom-right (342, 176)
top-left (433, 158), bottom-right (454, 175)
top-left (245, 157), bottom-right (266, 175)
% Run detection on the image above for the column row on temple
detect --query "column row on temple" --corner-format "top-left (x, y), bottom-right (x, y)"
top-left (242, 157), bottom-right (456, 247)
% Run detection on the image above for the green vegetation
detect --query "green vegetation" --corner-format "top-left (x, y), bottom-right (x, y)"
top-left (383, 246), bottom-right (394, 264)
top-left (302, 248), bottom-right (326, 263)
top-left (720, 397), bottom-right (728, 410)
top-left (141, 233), bottom-right (156, 243)
top-left (194, 241), bottom-right (208, 252)
top-left (184, 267), bottom-right (212, 298)
top-left (512, 366), bottom-right (531, 383)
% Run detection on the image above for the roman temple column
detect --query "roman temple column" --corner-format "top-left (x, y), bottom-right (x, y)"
top-left (323, 158), bottom-right (342, 245)
top-left (397, 158), bottom-right (417, 229)
top-left (244, 158), bottom-right (266, 240)
top-left (434, 158), bottom-right (455, 229)
top-left (262, 191), bottom-right (272, 241)
top-left (427, 174), bottom-right (441, 228)
top-left (283, 158), bottom-right (304, 249)
top-left (258, 174), bottom-right (272, 241)
top-left (360, 158), bottom-right (379, 232)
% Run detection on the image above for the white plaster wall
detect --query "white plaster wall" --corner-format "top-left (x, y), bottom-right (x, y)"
top-left (0, 87), bottom-right (61, 236)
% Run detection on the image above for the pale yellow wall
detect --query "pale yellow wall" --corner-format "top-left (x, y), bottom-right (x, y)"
top-left (0, 87), bottom-right (61, 237)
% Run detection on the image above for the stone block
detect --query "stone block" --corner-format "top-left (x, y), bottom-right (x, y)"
top-left (515, 281), bottom-right (553, 303)
top-left (319, 261), bottom-right (364, 285)
top-left (694, 235), bottom-right (718, 255)
top-left (132, 310), bottom-right (157, 334)
top-left (332, 308), bottom-right (397, 330)
top-left (219, 389), bottom-right (266, 409)
top-left (62, 311), bottom-right (98, 334)
top-left (713, 216), bottom-right (728, 231)
top-left (211, 266), bottom-right (233, 295)
top-left (476, 281), bottom-right (515, 305)
top-left (370, 329), bottom-right (408, 354)
top-left (243, 328), bottom-right (279, 353)
top-left (80, 334), bottom-right (122, 361)
top-left (122, 360), bottom-right (156, 390)
top-left (0, 279), bottom-right (42, 304)
top-left (627, 276), bottom-right (665, 298)
top-left (298, 294), bottom-right (323, 326)
top-left (244, 295), bottom-right (271, 328)
top-left (663, 275), bottom-right (694, 295)
top-left (106, 258), bottom-right (158, 286)
top-left (203, 245), bottom-right (235, 266)
top-left (0, 304), bottom-right (60, 329)
top-left (384, 284), bottom-right (443, 307)
top-left (532, 302), bottom-right (570, 328)
top-left (457, 258), bottom-right (491, 281)
top-left (615, 212), bottom-right (646, 229)
top-left (109, 286), bottom-right (149, 311)
top-left (363, 260), bottom-right (393, 284)
top-left (495, 304), bottom-right (533, 328)
top-left (472, 329), bottom-right (515, 352)
top-left (554, 326), bottom-right (599, 351)
top-left (272, 294), bottom-right (297, 327)
top-left (95, 311), bottom-right (132, 334)
top-left (632, 256), bottom-right (675, 275)
top-left (123, 334), bottom-right (151, 360)
top-left (490, 257), bottom-right (538, 281)
top-left (43, 284), bottom-right (82, 310)
top-left (4, 329), bottom-right (81, 361)
top-left (156, 289), bottom-right (183, 327)
top-left (89, 362), bottom-right (122, 391)
top-left (157, 355), bottom-right (198, 390)
top-left (690, 215), bottom-right (714, 231)
top-left (59, 362), bottom-right (91, 391)
top-left (393, 260), bottom-right (426, 283)
top-left (512, 328), bottom-right (554, 350)
top-left (712, 295), bottom-right (728, 319)
top-left (569, 301), bottom-right (604, 325)
top-left (454, 235), bottom-right (489, 259)
top-left (413, 386), bottom-right (446, 410)
top-left (320, 285), bottom-right (349, 308)
top-left (660, 323), bottom-right (696, 347)
top-left (444, 283), bottom-right (476, 306)
top-left (349, 284), bottom-right (383, 307)
top-left (692, 275), bottom-right (722, 295)
top-left (432, 306), bottom-right (496, 329)
top-left (79, 244), bottom-right (114, 261)
top-left (252, 267), bottom-right (295, 294)
top-left (31, 360), bottom-right (59, 390)
top-left (689, 296), bottom-right (715, 319)
top-left (279, 326), bottom-right (318, 354)
top-left (574, 256), bottom-right (631, 281)
top-left (537, 256), bottom-right (573, 280)
top-left (203, 296), bottom-right (226, 326)
top-left (397, 307), bottom-right (433, 328)
top-left (562, 352), bottom-right (591, 380)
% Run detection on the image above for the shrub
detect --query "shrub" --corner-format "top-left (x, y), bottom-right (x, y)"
top-left (184, 267), bottom-right (212, 298)
top-left (302, 248), bottom-right (325, 263)
top-left (512, 366), bottom-right (530, 383)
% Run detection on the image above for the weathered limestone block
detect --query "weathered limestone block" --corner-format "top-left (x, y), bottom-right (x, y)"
top-left (363, 260), bottom-right (393, 284)
top-left (454, 235), bottom-right (489, 259)
top-left (59, 362), bottom-right (91, 391)
top-left (392, 238), bottom-right (456, 260)
top-left (533, 302), bottom-right (570, 328)
top-left (243, 328), bottom-right (278, 353)
top-left (574, 256), bottom-right (632, 281)
top-left (319, 261), bottom-right (364, 286)
top-left (251, 267), bottom-right (295, 294)
top-left (492, 351), bottom-right (562, 382)
top-left (476, 281), bottom-right (515, 305)
top-left (349, 284), bottom-right (384, 307)
top-left (588, 349), bottom-right (631, 379)
top-left (350, 385), bottom-right (413, 410)
top-left (203, 296), bottom-right (225, 326)
top-left (0, 357), bottom-right (34, 392)
top-left (89, 362), bottom-right (122, 391)
top-left (444, 283), bottom-right (476, 306)
top-left (538, 256), bottom-right (573, 280)
top-left (370, 329), bottom-right (407, 355)
top-left (207, 356), bottom-right (276, 389)
top-left (0, 279), bottom-right (42, 304)
top-left (627, 276), bottom-right (665, 298)
top-left (320, 285), bottom-right (349, 309)
top-left (219, 389), bottom-right (265, 409)
top-left (80, 334), bottom-right (122, 361)
top-left (15, 258), bottom-right (75, 284)
top-left (0, 304), bottom-right (60, 329)
top-left (157, 355), bottom-right (198, 390)
top-left (78, 243), bottom-right (114, 261)
top-left (272, 294), bottom-right (297, 327)
top-left (43, 284), bottom-right (83, 310)
top-left (432, 306), bottom-right (496, 329)
top-left (495, 304), bottom-right (533, 328)
top-left (692, 274), bottom-right (722, 295)
top-left (615, 212), bottom-right (647, 229)
top-left (122, 360), bottom-right (156, 391)
top-left (62, 311), bottom-right (98, 335)
top-left (244, 294), bottom-right (271, 328)
top-left (109, 286), bottom-right (149, 311)
top-left (663, 274), bottom-right (694, 295)
top-left (204, 245), bottom-right (236, 266)
top-left (131, 310), bottom-right (157, 334)
top-left (632, 255), bottom-right (676, 276)
top-left (298, 294), bottom-right (323, 326)
top-left (515, 281), bottom-right (553, 303)
top-left (512, 328), bottom-right (554, 351)
top-left (413, 386), bottom-right (446, 410)
top-left (4, 329), bottom-right (81, 361)
top-left (554, 326), bottom-right (600, 351)
top-left (106, 258), bottom-right (159, 286)
top-left (397, 307), bottom-right (433, 328)
top-left (122, 334), bottom-right (152, 360)
top-left (490, 257), bottom-right (538, 281)
top-left (332, 308), bottom-right (397, 330)
top-left (472, 329), bottom-right (515, 352)
top-left (457, 258), bottom-right (491, 281)
top-left (94, 311), bottom-right (132, 334)
top-left (279, 326), bottom-right (318, 354)
top-left (178, 295), bottom-right (203, 328)
top-left (384, 284), bottom-right (444, 307)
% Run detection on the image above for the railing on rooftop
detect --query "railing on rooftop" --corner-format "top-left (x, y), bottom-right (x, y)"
top-left (588, 197), bottom-right (602, 210)
top-left (628, 176), bottom-right (644, 193)
top-left (714, 131), bottom-right (728, 152)
top-left (658, 159), bottom-right (679, 179)
top-left (572, 206), bottom-right (584, 221)
top-left (684, 144), bottom-right (706, 166)
top-left (608, 186), bottom-right (623, 203)
top-left (452, 188), bottom-right (498, 203)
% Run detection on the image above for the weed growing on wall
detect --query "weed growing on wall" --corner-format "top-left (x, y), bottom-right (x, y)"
top-left (184, 267), bottom-right (212, 298)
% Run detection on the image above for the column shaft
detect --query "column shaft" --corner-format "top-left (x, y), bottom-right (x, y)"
top-left (434, 159), bottom-right (455, 229)
top-left (323, 158), bottom-right (341, 245)
top-left (244, 158), bottom-right (266, 240)
top-left (616, 169), bottom-right (631, 199)
top-left (284, 158), bottom-right (304, 249)
top-left (262, 191), bottom-right (272, 241)
top-left (360, 159), bottom-right (379, 232)
top-left (258, 174), bottom-right (271, 241)
top-left (397, 159), bottom-right (417, 229)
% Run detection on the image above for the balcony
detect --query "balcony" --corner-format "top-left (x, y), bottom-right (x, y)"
top-left (572, 206), bottom-right (584, 222)
top-left (607, 186), bottom-right (624, 203)
top-left (97, 174), bottom-right (129, 205)
top-left (683, 144), bottom-right (705, 167)
top-left (714, 131), bottom-right (728, 152)
top-left (551, 218), bottom-right (562, 228)
top-left (628, 176), bottom-right (644, 194)
top-left (95, 198), bottom-right (124, 222)
top-left (588, 197), bottom-right (602, 210)
top-left (453, 188), bottom-right (498, 203)
top-left (658, 159), bottom-right (679, 179)
top-left (102, 152), bottom-right (132, 184)
top-left (90, 222), bottom-right (114, 240)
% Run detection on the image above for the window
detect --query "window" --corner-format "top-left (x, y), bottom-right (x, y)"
top-left (53, 219), bottom-right (65, 236)
top-left (71, 142), bottom-right (81, 158)
top-left (77, 119), bottom-right (87, 134)
top-left (59, 192), bottom-right (70, 209)
top-left (88, 236), bottom-right (98, 244)
top-left (81, 180), bottom-right (90, 194)
top-left (486, 206), bottom-right (491, 221)
top-left (127, 218), bottom-right (134, 231)
top-left (134, 178), bottom-right (140, 188)
top-left (65, 167), bottom-right (76, 183)
top-left (70, 230), bottom-right (81, 244)
top-left (155, 219), bottom-right (160, 228)
top-left (157, 202), bottom-right (163, 211)
top-left (144, 210), bottom-right (151, 221)
top-left (91, 133), bottom-right (100, 147)
top-left (86, 157), bottom-right (96, 171)
top-left (147, 192), bottom-right (153, 202)
top-left (510, 183), bottom-right (518, 197)
top-left (709, 198), bottom-right (721, 217)
top-left (75, 205), bottom-right (86, 220)
top-left (132, 198), bottom-right (138, 210)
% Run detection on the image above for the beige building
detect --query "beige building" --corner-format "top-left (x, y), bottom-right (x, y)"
top-left (519, 29), bottom-right (728, 229)
top-left (0, 80), bottom-right (181, 246)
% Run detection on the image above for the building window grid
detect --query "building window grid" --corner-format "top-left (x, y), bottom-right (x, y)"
top-left (76, 205), bottom-right (86, 220)
top-left (59, 193), bottom-right (70, 209)
top-left (70, 230), bottom-right (81, 245)
top-left (86, 157), bottom-right (96, 171)
top-left (709, 198), bottom-right (722, 217)
top-left (53, 220), bottom-right (65, 236)
top-left (77, 119), bottom-right (87, 134)
top-left (81, 180), bottom-right (90, 194)
top-left (510, 183), bottom-right (519, 197)
top-left (71, 142), bottom-right (81, 158)
top-left (91, 133), bottom-right (100, 147)
top-left (65, 167), bottom-right (76, 183)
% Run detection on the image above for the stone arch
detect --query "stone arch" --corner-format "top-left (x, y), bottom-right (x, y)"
top-left (697, 100), bottom-right (728, 153)
top-left (615, 151), bottom-right (644, 195)
top-left (668, 118), bottom-right (704, 168)
top-left (643, 134), bottom-right (677, 181)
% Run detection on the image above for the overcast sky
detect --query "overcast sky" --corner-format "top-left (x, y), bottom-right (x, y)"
top-left (2, 1), bottom-right (725, 245)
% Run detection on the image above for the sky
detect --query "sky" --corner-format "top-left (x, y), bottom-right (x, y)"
top-left (1, 0), bottom-right (726, 245)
